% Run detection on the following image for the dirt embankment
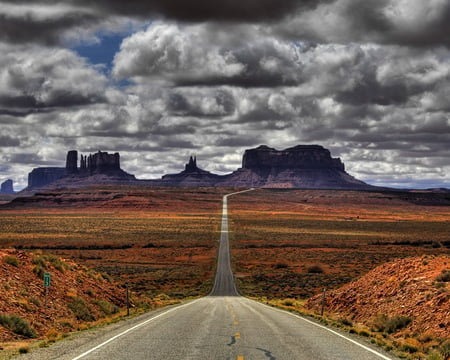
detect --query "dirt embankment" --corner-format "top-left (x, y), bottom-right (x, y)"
top-left (307, 255), bottom-right (450, 338)
top-left (0, 249), bottom-right (127, 342)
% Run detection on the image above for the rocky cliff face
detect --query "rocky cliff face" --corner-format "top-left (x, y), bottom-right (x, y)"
top-left (0, 179), bottom-right (14, 194)
top-left (242, 145), bottom-right (345, 172)
top-left (220, 145), bottom-right (372, 189)
top-left (27, 168), bottom-right (66, 189)
top-left (162, 156), bottom-right (221, 186)
top-left (27, 150), bottom-right (135, 190)
top-left (24, 145), bottom-right (374, 190)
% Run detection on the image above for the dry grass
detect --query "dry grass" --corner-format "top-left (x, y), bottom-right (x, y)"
top-left (0, 187), bottom-right (227, 299)
top-left (228, 189), bottom-right (450, 298)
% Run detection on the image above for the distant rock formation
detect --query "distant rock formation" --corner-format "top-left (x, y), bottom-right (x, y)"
top-left (23, 144), bottom-right (375, 190)
top-left (66, 150), bottom-right (129, 177)
top-left (242, 145), bottom-right (345, 172)
top-left (162, 156), bottom-right (222, 186)
top-left (220, 145), bottom-right (372, 189)
top-left (27, 150), bottom-right (135, 190)
top-left (0, 179), bottom-right (15, 194)
top-left (28, 168), bottom-right (66, 189)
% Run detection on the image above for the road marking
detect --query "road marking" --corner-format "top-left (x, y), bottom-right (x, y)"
top-left (237, 356), bottom-right (244, 360)
top-left (254, 301), bottom-right (393, 360)
top-left (71, 299), bottom-right (201, 360)
top-left (235, 332), bottom-right (241, 339)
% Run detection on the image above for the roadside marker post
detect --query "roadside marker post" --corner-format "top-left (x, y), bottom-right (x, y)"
top-left (44, 272), bottom-right (51, 306)
top-left (126, 284), bottom-right (130, 316)
top-left (321, 288), bottom-right (326, 316)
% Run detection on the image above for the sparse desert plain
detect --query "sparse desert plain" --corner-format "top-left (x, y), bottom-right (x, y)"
top-left (0, 186), bottom-right (449, 358)
top-left (227, 189), bottom-right (450, 298)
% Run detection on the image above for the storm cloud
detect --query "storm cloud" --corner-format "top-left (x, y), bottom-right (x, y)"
top-left (0, 1), bottom-right (449, 190)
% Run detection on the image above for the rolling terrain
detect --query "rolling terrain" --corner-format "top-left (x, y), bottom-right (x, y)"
top-left (0, 187), bottom-right (449, 358)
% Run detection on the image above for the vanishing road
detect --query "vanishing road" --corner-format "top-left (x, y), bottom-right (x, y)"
top-left (18, 190), bottom-right (397, 360)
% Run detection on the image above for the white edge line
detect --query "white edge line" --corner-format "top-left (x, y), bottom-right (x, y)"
top-left (71, 299), bottom-right (201, 360)
top-left (253, 300), bottom-right (393, 360)
top-left (74, 188), bottom-right (255, 359)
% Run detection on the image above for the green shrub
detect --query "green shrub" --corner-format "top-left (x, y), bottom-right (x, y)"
top-left (358, 330), bottom-right (371, 337)
top-left (0, 314), bottom-right (37, 338)
top-left (33, 264), bottom-right (46, 279)
top-left (275, 262), bottom-right (289, 269)
top-left (32, 256), bottom-right (47, 269)
top-left (339, 318), bottom-right (353, 327)
top-left (3, 256), bottom-right (19, 267)
top-left (436, 270), bottom-right (450, 282)
top-left (307, 265), bottom-right (324, 274)
top-left (427, 351), bottom-right (444, 360)
top-left (95, 299), bottom-right (119, 316)
top-left (372, 314), bottom-right (412, 334)
top-left (30, 296), bottom-right (41, 307)
top-left (18, 347), bottom-right (30, 354)
top-left (68, 297), bottom-right (96, 322)
top-left (45, 255), bottom-right (68, 272)
top-left (439, 340), bottom-right (450, 358)
top-left (281, 299), bottom-right (294, 306)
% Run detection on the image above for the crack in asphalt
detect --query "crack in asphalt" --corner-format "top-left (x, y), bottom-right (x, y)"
top-left (256, 347), bottom-right (277, 360)
top-left (227, 335), bottom-right (236, 347)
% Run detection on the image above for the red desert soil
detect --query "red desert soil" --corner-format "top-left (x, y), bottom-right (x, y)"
top-left (0, 249), bottom-right (127, 342)
top-left (306, 255), bottom-right (450, 338)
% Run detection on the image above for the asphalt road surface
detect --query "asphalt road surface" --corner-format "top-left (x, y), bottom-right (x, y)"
top-left (17, 190), bottom-right (397, 360)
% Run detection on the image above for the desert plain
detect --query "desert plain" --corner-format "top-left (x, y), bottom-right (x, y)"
top-left (0, 186), bottom-right (449, 358)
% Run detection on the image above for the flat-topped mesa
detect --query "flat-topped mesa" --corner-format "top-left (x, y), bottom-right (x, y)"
top-left (220, 144), bottom-right (372, 189)
top-left (65, 150), bottom-right (123, 176)
top-left (0, 179), bottom-right (14, 194)
top-left (242, 145), bottom-right (345, 172)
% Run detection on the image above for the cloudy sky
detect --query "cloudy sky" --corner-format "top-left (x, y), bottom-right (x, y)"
top-left (1, 0), bottom-right (449, 190)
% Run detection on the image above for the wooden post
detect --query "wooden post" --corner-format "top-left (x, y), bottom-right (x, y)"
top-left (321, 288), bottom-right (326, 316)
top-left (126, 284), bottom-right (130, 316)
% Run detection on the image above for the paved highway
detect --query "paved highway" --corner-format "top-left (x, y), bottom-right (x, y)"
top-left (18, 189), bottom-right (397, 360)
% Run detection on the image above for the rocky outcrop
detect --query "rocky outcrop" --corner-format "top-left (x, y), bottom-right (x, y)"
top-left (27, 150), bottom-right (135, 190)
top-left (0, 179), bottom-right (14, 194)
top-left (24, 145), bottom-right (375, 190)
top-left (27, 168), bottom-right (66, 189)
top-left (220, 145), bottom-right (372, 189)
top-left (162, 156), bottom-right (222, 186)
top-left (242, 145), bottom-right (345, 172)
top-left (67, 150), bottom-right (129, 177)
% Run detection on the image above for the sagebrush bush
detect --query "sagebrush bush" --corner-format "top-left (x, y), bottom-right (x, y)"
top-left (307, 265), bottom-right (324, 274)
top-left (3, 256), bottom-right (19, 267)
top-left (95, 299), bottom-right (119, 316)
top-left (68, 297), bottom-right (96, 322)
top-left (372, 314), bottom-right (412, 334)
top-left (281, 299), bottom-right (294, 306)
top-left (0, 314), bottom-right (37, 338)
top-left (33, 264), bottom-right (46, 279)
top-left (436, 270), bottom-right (450, 282)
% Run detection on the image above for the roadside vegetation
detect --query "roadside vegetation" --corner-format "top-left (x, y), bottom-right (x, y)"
top-left (1, 187), bottom-right (449, 359)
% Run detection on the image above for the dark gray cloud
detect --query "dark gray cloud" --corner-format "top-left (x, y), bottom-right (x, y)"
top-left (3, 0), bottom-right (320, 22)
top-left (1, 2), bottom-right (449, 190)
top-left (0, 11), bottom-right (99, 45)
top-left (1, 0), bottom-right (450, 49)
top-left (0, 135), bottom-right (20, 147)
top-left (277, 0), bottom-right (450, 48)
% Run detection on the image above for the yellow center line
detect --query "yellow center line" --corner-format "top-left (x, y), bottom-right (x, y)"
top-left (235, 333), bottom-right (241, 339)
